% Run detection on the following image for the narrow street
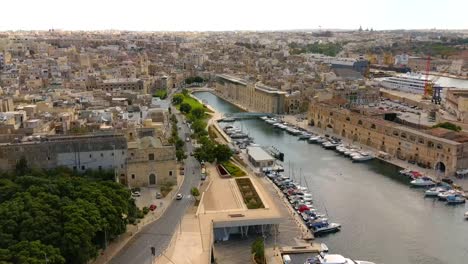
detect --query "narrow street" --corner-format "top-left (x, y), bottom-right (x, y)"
top-left (110, 95), bottom-right (201, 264)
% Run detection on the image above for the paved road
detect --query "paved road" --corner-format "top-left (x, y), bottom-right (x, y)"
top-left (110, 107), bottom-right (201, 264)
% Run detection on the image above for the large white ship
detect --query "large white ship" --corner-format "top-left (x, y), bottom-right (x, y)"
top-left (379, 73), bottom-right (439, 94)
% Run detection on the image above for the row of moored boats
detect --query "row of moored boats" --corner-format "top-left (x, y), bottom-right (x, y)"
top-left (261, 117), bottom-right (375, 162)
top-left (400, 169), bottom-right (468, 215)
top-left (262, 168), bottom-right (341, 236)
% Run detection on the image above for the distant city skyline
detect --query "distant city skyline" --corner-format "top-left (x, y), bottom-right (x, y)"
top-left (1, 0), bottom-right (467, 31)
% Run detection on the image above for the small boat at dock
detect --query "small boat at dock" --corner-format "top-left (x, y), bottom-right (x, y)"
top-left (310, 221), bottom-right (341, 235)
top-left (304, 254), bottom-right (376, 264)
top-left (351, 152), bottom-right (374, 162)
top-left (437, 190), bottom-right (462, 200)
top-left (299, 132), bottom-right (312, 140)
top-left (410, 177), bottom-right (435, 187)
top-left (446, 194), bottom-right (466, 205)
top-left (425, 186), bottom-right (450, 197)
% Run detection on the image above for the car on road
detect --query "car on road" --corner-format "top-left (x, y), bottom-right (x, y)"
top-left (176, 193), bottom-right (183, 200)
top-left (131, 191), bottom-right (141, 197)
top-left (156, 192), bottom-right (162, 199)
top-left (201, 174), bottom-right (206, 181)
top-left (190, 151), bottom-right (194, 156)
top-left (185, 137), bottom-right (190, 142)
top-left (149, 204), bottom-right (157, 211)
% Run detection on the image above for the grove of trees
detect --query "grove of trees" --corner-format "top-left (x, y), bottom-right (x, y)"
top-left (0, 166), bottom-right (142, 264)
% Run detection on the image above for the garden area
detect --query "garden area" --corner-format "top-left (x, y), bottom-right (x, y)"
top-left (221, 161), bottom-right (246, 177)
top-left (235, 178), bottom-right (264, 209)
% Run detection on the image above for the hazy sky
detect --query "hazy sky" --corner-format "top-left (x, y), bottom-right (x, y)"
top-left (1, 0), bottom-right (466, 31)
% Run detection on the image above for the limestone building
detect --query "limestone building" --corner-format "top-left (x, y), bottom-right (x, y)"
top-left (0, 133), bottom-right (127, 174)
top-left (308, 102), bottom-right (468, 176)
top-left (215, 74), bottom-right (286, 114)
top-left (125, 136), bottom-right (177, 187)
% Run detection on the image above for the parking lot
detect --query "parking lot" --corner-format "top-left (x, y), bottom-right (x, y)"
top-left (366, 98), bottom-right (436, 127)
top-left (132, 187), bottom-right (166, 210)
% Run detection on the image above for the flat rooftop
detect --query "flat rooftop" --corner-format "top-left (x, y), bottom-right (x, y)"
top-left (247, 146), bottom-right (275, 162)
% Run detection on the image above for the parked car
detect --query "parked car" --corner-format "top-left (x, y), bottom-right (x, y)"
top-left (176, 193), bottom-right (183, 200)
top-left (156, 192), bottom-right (162, 199)
top-left (149, 204), bottom-right (157, 211)
top-left (131, 191), bottom-right (141, 197)
top-left (201, 174), bottom-right (206, 181)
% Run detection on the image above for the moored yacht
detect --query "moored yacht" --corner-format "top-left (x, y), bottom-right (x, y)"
top-left (425, 186), bottom-right (450, 197)
top-left (438, 189), bottom-right (461, 200)
top-left (410, 177), bottom-right (434, 187)
top-left (351, 151), bottom-right (374, 162)
top-left (299, 132), bottom-right (312, 140)
top-left (304, 254), bottom-right (376, 264)
top-left (308, 136), bottom-right (320, 143)
top-left (310, 219), bottom-right (341, 235)
top-left (446, 194), bottom-right (466, 205)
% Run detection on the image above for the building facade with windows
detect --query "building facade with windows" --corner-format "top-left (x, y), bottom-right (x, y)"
top-left (125, 136), bottom-right (177, 187)
top-left (308, 102), bottom-right (468, 176)
top-left (215, 74), bottom-right (286, 114)
top-left (0, 133), bottom-right (127, 174)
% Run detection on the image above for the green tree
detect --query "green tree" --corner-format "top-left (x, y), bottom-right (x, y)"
top-left (172, 94), bottom-right (184, 105)
top-left (175, 138), bottom-right (185, 150)
top-left (182, 88), bottom-right (189, 96)
top-left (251, 237), bottom-right (265, 263)
top-left (176, 149), bottom-right (187, 161)
top-left (7, 240), bottom-right (65, 264)
top-left (191, 119), bottom-right (207, 136)
top-left (0, 169), bottom-right (139, 264)
top-left (180, 103), bottom-right (192, 114)
top-left (214, 144), bottom-right (233, 163)
top-left (190, 187), bottom-right (200, 197)
top-left (191, 107), bottom-right (205, 120)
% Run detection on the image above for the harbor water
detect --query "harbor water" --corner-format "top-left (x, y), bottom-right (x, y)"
top-left (194, 91), bottom-right (468, 264)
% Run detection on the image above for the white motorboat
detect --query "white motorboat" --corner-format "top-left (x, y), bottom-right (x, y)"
top-left (308, 136), bottom-right (320, 143)
top-left (344, 150), bottom-right (359, 157)
top-left (260, 116), bottom-right (269, 121)
top-left (305, 254), bottom-right (376, 264)
top-left (316, 137), bottom-right (327, 143)
top-left (352, 152), bottom-right (374, 162)
top-left (425, 187), bottom-right (449, 197)
top-left (322, 141), bottom-right (335, 149)
top-left (446, 194), bottom-right (466, 205)
top-left (311, 222), bottom-right (341, 235)
top-left (410, 177), bottom-right (435, 187)
top-left (265, 118), bottom-right (277, 125)
top-left (299, 132), bottom-right (312, 140)
top-left (438, 190), bottom-right (461, 200)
